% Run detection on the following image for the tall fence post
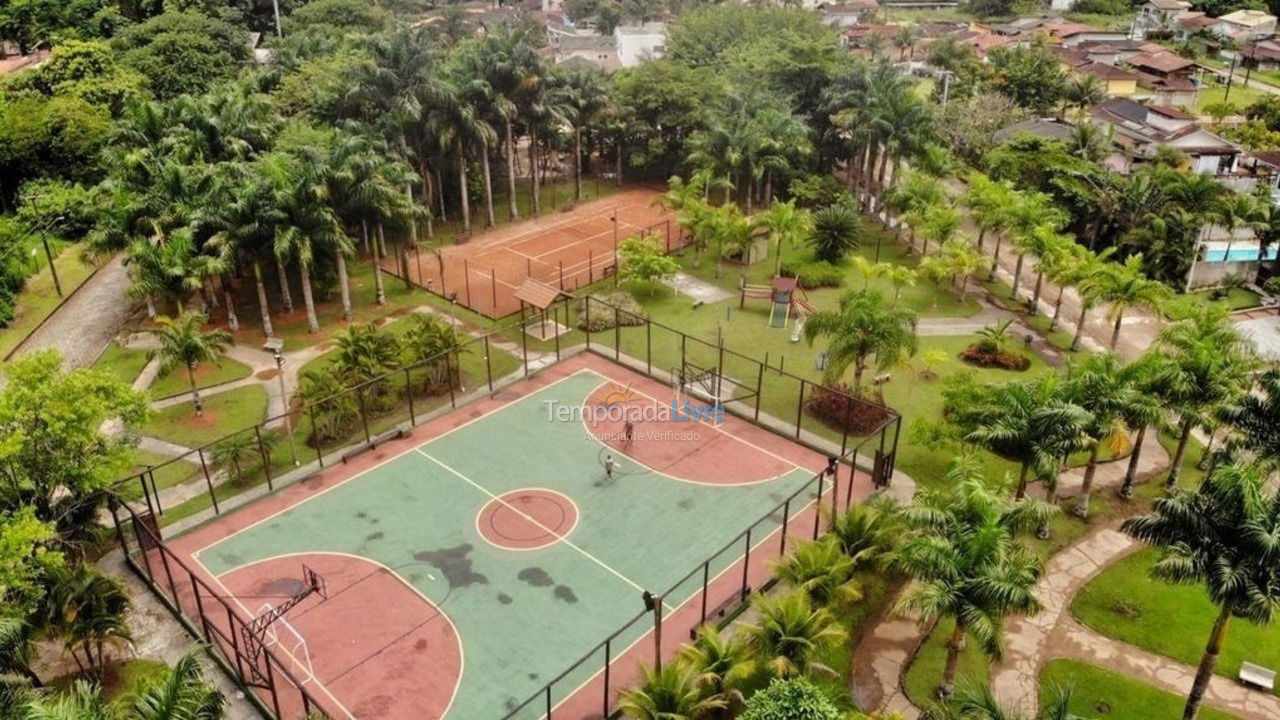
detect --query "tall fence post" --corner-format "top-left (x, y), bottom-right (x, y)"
top-left (491, 268), bottom-right (498, 313)
top-left (307, 405), bottom-right (324, 468)
top-left (584, 296), bottom-right (592, 350)
top-left (484, 336), bottom-right (494, 393)
top-left (814, 473), bottom-right (825, 541)
top-left (448, 351), bottom-right (457, 409)
top-left (604, 638), bottom-right (612, 718)
top-left (197, 448), bottom-right (220, 515)
top-left (740, 528), bottom-right (752, 600)
top-left (522, 317), bottom-right (530, 377)
top-left (463, 259), bottom-right (472, 308)
top-left (645, 319), bottom-right (652, 375)
top-left (754, 363), bottom-right (765, 422)
top-left (254, 426), bottom-right (273, 491)
top-left (780, 499), bottom-right (791, 556)
top-left (795, 379), bottom-right (805, 441)
top-left (614, 307), bottom-right (620, 360)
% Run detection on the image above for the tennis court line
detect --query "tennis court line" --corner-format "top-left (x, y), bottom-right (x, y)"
top-left (414, 447), bottom-right (674, 609)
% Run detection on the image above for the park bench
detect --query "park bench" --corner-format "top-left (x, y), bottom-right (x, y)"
top-left (1239, 662), bottom-right (1276, 691)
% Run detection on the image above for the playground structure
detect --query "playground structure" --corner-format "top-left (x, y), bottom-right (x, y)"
top-left (740, 276), bottom-right (817, 328)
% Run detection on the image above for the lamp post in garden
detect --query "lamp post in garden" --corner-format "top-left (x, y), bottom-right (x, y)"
top-left (264, 337), bottom-right (299, 467)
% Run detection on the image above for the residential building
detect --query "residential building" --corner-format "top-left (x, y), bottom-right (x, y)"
top-left (551, 33), bottom-right (619, 70)
top-left (614, 23), bottom-right (666, 67)
top-left (820, 0), bottom-right (880, 27)
top-left (1135, 0), bottom-right (1192, 38)
top-left (1076, 62), bottom-right (1142, 95)
top-left (1242, 39), bottom-right (1280, 71)
top-left (1091, 97), bottom-right (1239, 175)
top-left (1214, 9), bottom-right (1277, 41)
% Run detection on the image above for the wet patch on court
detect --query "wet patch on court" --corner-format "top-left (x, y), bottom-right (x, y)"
top-left (517, 567), bottom-right (554, 587)
top-left (498, 592), bottom-right (513, 604)
top-left (554, 585), bottom-right (578, 603)
top-left (366, 531), bottom-right (384, 541)
top-left (414, 544), bottom-right (488, 588)
top-left (262, 577), bottom-right (305, 596)
top-left (678, 498), bottom-right (694, 510)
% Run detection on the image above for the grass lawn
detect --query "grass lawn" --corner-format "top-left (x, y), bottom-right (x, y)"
top-left (142, 385), bottom-right (269, 448)
top-left (1039, 659), bottom-right (1238, 720)
top-left (0, 244), bottom-right (100, 360)
top-left (903, 616), bottom-right (991, 707)
top-left (117, 449), bottom-right (199, 501)
top-left (1194, 84), bottom-right (1269, 113)
top-left (148, 356), bottom-right (254, 399)
top-left (92, 342), bottom-right (151, 387)
top-left (1182, 287), bottom-right (1263, 313)
top-left (1071, 545), bottom-right (1280, 694)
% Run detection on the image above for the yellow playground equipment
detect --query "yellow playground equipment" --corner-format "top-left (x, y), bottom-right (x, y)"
top-left (740, 276), bottom-right (816, 328)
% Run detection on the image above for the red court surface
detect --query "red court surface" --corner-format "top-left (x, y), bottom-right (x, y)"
top-left (162, 353), bottom-right (878, 720)
top-left (388, 189), bottom-right (680, 318)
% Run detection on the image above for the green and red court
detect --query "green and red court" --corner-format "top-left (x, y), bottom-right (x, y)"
top-left (165, 354), bottom-right (876, 719)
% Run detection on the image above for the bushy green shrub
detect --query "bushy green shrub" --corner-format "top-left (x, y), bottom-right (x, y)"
top-left (780, 258), bottom-right (845, 289)
top-left (575, 291), bottom-right (647, 331)
top-left (740, 677), bottom-right (842, 720)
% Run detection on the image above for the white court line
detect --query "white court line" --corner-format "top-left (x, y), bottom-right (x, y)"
top-left (414, 448), bottom-right (677, 612)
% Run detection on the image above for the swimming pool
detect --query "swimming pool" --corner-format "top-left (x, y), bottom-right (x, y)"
top-left (1203, 247), bottom-right (1277, 263)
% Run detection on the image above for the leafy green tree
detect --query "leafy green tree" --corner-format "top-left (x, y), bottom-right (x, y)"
top-left (14, 40), bottom-right (148, 115)
top-left (753, 200), bottom-right (813, 275)
top-left (1219, 369), bottom-right (1280, 472)
top-left (113, 11), bottom-right (250, 99)
top-left (0, 95), bottom-right (110, 206)
top-left (150, 312), bottom-right (234, 417)
top-left (740, 677), bottom-right (842, 720)
top-left (1086, 254), bottom-right (1169, 350)
top-left (287, 0), bottom-right (386, 33)
top-left (400, 313), bottom-right (464, 394)
top-left (743, 589), bottom-right (845, 680)
top-left (0, 510), bottom-right (62, 625)
top-left (618, 236), bottom-right (679, 294)
top-left (1123, 462), bottom-right (1280, 720)
top-left (619, 662), bottom-right (725, 720)
top-left (987, 44), bottom-right (1067, 116)
top-left (803, 289), bottom-right (918, 394)
top-left (0, 351), bottom-right (148, 543)
top-left (895, 457), bottom-right (1051, 697)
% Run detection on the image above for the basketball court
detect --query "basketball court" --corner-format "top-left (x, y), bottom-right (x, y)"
top-left (391, 189), bottom-right (680, 318)
top-left (161, 353), bottom-right (873, 719)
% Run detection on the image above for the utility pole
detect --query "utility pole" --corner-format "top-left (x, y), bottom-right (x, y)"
top-left (939, 70), bottom-right (954, 111)
top-left (1225, 52), bottom-right (1239, 103)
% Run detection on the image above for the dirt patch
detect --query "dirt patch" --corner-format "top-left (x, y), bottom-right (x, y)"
top-left (182, 410), bottom-right (223, 430)
top-left (256, 368), bottom-right (280, 381)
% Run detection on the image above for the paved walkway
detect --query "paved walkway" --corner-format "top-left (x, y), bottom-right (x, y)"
top-left (992, 526), bottom-right (1280, 720)
top-left (16, 255), bottom-right (137, 369)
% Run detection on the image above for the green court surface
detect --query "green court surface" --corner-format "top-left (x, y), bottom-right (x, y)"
top-left (190, 366), bottom-right (826, 719)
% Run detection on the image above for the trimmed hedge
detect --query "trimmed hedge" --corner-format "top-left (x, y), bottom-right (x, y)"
top-left (780, 258), bottom-right (845, 289)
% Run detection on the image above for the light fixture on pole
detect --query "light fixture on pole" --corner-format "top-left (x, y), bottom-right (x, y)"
top-left (264, 337), bottom-right (299, 467)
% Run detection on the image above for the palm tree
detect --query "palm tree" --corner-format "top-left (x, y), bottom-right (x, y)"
top-left (400, 312), bottom-right (465, 394)
top-left (771, 537), bottom-right (861, 608)
top-left (1064, 353), bottom-right (1146, 516)
top-left (1087, 254), bottom-right (1170, 350)
top-left (0, 619), bottom-right (40, 688)
top-left (893, 23), bottom-right (920, 61)
top-left (40, 565), bottom-right (133, 680)
top-left (895, 457), bottom-right (1052, 698)
top-left (939, 237), bottom-right (986, 303)
top-left (753, 200), bottom-right (813, 275)
top-left (1219, 369), bottom-right (1280, 472)
top-left (923, 681), bottom-right (1085, 719)
top-left (886, 171), bottom-right (945, 250)
top-left (1155, 305), bottom-right (1258, 487)
top-left (1122, 462), bottom-right (1280, 720)
top-left (743, 589), bottom-right (846, 680)
top-left (828, 495), bottom-right (902, 569)
top-left (1041, 243), bottom-right (1093, 332)
top-left (211, 430), bottom-right (278, 486)
top-left (129, 647), bottom-right (226, 720)
top-left (803, 289), bottom-right (918, 394)
top-left (554, 65), bottom-right (611, 202)
top-left (19, 680), bottom-right (111, 720)
top-left (810, 203), bottom-right (862, 263)
top-left (1116, 353), bottom-right (1168, 499)
top-left (919, 204), bottom-right (961, 257)
top-left (1004, 193), bottom-right (1065, 302)
top-left (1062, 74), bottom-right (1105, 118)
top-left (883, 264), bottom-right (917, 305)
top-left (949, 375), bottom-right (1091, 499)
top-left (677, 626), bottom-right (755, 716)
top-left (961, 173), bottom-right (1014, 253)
top-left (151, 312), bottom-right (234, 417)
top-left (618, 663), bottom-right (725, 720)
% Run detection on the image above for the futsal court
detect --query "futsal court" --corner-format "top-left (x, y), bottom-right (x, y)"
top-left (167, 353), bottom-right (874, 719)
top-left (391, 189), bottom-right (679, 318)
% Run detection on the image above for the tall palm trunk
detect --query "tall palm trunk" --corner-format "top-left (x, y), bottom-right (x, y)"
top-left (989, 236), bottom-right (1004, 281)
top-left (420, 159), bottom-right (434, 240)
top-left (1183, 606), bottom-right (1232, 720)
top-left (1050, 287), bottom-right (1066, 331)
top-left (1011, 253), bottom-right (1025, 300)
top-left (1167, 417), bottom-right (1194, 487)
top-left (481, 138), bottom-right (496, 228)
top-left (1110, 312), bottom-right (1124, 350)
top-left (187, 362), bottom-right (203, 416)
top-left (145, 296), bottom-right (157, 319)
top-left (615, 140), bottom-right (623, 186)
top-left (1119, 425), bottom-right (1147, 498)
top-left (298, 261), bottom-right (319, 333)
top-left (336, 251), bottom-right (352, 322)
top-left (529, 127), bottom-right (541, 216)
top-left (1032, 271), bottom-right (1045, 308)
top-left (252, 260), bottom-right (273, 337)
top-left (1015, 462), bottom-right (1030, 499)
top-left (1071, 304), bottom-right (1089, 351)
top-left (574, 126), bottom-right (583, 201)
top-left (372, 223), bottom-right (387, 305)
top-left (505, 119), bottom-right (519, 220)
top-left (436, 167), bottom-right (448, 222)
top-left (976, 227), bottom-right (986, 251)
top-left (457, 138), bottom-right (471, 234)
top-left (1075, 445), bottom-right (1100, 517)
top-left (222, 275), bottom-right (239, 331)
top-left (275, 257), bottom-right (294, 313)
top-left (940, 620), bottom-right (966, 697)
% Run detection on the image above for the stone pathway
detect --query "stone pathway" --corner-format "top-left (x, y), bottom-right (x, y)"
top-left (1055, 427), bottom-right (1168, 502)
top-left (992, 526), bottom-right (1280, 720)
top-left (16, 255), bottom-right (138, 369)
top-left (851, 593), bottom-right (924, 719)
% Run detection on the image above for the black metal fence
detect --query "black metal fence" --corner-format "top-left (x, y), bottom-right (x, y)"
top-left (110, 295), bottom-right (901, 720)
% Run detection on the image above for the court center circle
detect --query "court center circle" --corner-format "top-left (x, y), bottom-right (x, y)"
top-left (476, 489), bottom-right (578, 551)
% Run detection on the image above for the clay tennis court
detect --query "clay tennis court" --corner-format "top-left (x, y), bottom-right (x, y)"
top-left (391, 188), bottom-right (680, 318)
top-left (159, 353), bottom-right (877, 719)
